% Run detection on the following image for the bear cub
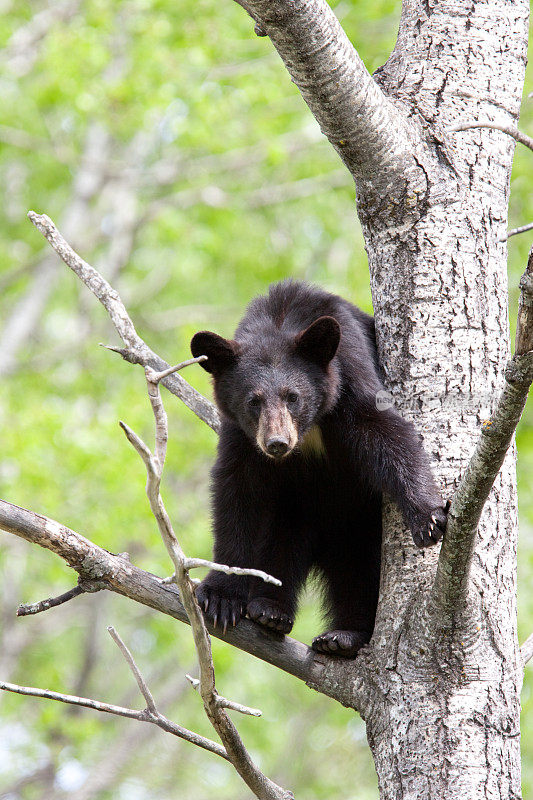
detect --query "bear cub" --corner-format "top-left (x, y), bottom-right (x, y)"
top-left (191, 280), bottom-right (446, 657)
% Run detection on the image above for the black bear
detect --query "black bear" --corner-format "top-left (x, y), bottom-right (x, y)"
top-left (191, 280), bottom-right (446, 657)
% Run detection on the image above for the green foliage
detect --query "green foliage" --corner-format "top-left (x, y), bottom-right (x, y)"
top-left (0, 1), bottom-right (532, 798)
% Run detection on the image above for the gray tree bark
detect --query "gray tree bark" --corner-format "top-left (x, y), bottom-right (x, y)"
top-left (359, 3), bottom-right (528, 797)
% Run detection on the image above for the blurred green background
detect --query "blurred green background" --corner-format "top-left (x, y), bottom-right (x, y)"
top-left (0, 1), bottom-right (532, 798)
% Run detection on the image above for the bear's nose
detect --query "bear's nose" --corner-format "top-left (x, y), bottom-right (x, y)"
top-left (266, 437), bottom-right (290, 458)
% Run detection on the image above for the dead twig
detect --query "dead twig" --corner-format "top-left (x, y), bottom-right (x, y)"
top-left (118, 361), bottom-right (292, 799)
top-left (107, 626), bottom-right (157, 714)
top-left (0, 678), bottom-right (229, 760)
top-left (17, 584), bottom-right (85, 616)
top-left (503, 221), bottom-right (533, 241)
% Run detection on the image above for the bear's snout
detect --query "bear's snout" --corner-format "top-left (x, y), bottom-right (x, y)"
top-left (266, 437), bottom-right (290, 458)
top-left (256, 403), bottom-right (298, 459)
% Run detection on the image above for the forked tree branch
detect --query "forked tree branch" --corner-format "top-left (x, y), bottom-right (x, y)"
top-left (233, 0), bottom-right (421, 186)
top-left (119, 363), bottom-right (291, 800)
top-left (0, 497), bottom-right (343, 696)
top-left (0, 625), bottom-right (230, 761)
top-left (27, 211), bottom-right (220, 433)
top-left (0, 678), bottom-right (227, 757)
top-left (432, 248), bottom-right (533, 623)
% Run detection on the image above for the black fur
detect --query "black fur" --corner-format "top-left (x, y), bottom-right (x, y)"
top-left (191, 281), bottom-right (446, 657)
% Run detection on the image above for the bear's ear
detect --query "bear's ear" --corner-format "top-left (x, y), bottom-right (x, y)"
top-left (294, 316), bottom-right (341, 367)
top-left (191, 331), bottom-right (240, 375)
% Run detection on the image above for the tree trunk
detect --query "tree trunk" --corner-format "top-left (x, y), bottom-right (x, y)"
top-left (353, 1), bottom-right (528, 796)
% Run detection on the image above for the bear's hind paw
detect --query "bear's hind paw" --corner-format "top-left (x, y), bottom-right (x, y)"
top-left (246, 598), bottom-right (294, 634)
top-left (312, 630), bottom-right (369, 658)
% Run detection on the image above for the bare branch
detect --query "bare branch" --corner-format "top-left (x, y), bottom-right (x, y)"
top-left (186, 673), bottom-right (262, 716)
top-left (107, 626), bottom-right (157, 714)
top-left (17, 584), bottom-right (85, 616)
top-left (449, 121), bottom-right (533, 152)
top-left (183, 558), bottom-right (281, 586)
top-left (119, 416), bottom-right (185, 573)
top-left (0, 679), bottom-right (229, 760)
top-left (119, 420), bottom-right (158, 471)
top-left (503, 221), bottom-right (533, 241)
top-left (215, 695), bottom-right (263, 717)
top-left (149, 357), bottom-right (208, 382)
top-left (232, 0), bottom-right (423, 187)
top-left (432, 248), bottom-right (533, 623)
top-left (122, 365), bottom-right (293, 800)
top-left (186, 673), bottom-right (200, 689)
top-left (27, 211), bottom-right (220, 433)
top-left (521, 633), bottom-right (533, 667)
top-left (0, 500), bottom-right (333, 690)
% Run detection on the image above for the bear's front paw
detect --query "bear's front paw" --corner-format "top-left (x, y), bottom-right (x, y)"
top-left (411, 502), bottom-right (448, 548)
top-left (196, 581), bottom-right (246, 634)
top-left (246, 598), bottom-right (294, 634)
top-left (312, 630), bottom-right (369, 658)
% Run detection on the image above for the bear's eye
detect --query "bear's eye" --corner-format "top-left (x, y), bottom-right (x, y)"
top-left (287, 391), bottom-right (299, 405)
top-left (248, 394), bottom-right (262, 409)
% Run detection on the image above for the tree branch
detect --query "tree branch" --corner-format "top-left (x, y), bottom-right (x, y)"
top-left (504, 221), bottom-right (533, 241)
top-left (0, 679), bottom-right (229, 760)
top-left (107, 626), bottom-right (158, 714)
top-left (432, 248), bottom-right (533, 623)
top-left (521, 632), bottom-right (533, 667)
top-left (0, 498), bottom-right (334, 690)
top-left (27, 211), bottom-right (220, 433)
top-left (119, 364), bottom-right (292, 800)
top-left (17, 584), bottom-right (85, 616)
top-left (181, 558), bottom-right (281, 586)
top-left (232, 0), bottom-right (421, 185)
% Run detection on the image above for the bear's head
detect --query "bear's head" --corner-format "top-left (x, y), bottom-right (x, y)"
top-left (191, 316), bottom-right (341, 459)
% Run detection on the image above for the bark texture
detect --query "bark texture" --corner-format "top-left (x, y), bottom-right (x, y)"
top-left (354, 1), bottom-right (529, 797)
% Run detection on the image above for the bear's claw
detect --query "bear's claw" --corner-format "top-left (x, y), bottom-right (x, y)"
top-left (312, 630), bottom-right (369, 658)
top-left (411, 503), bottom-right (448, 548)
top-left (247, 598), bottom-right (294, 634)
top-left (196, 582), bottom-right (246, 633)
